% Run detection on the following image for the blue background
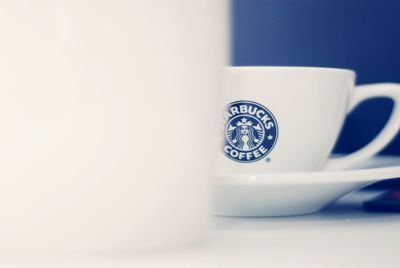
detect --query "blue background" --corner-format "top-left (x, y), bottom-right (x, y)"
top-left (232, 0), bottom-right (400, 156)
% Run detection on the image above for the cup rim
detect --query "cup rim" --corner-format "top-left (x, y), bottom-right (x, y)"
top-left (226, 66), bottom-right (356, 77)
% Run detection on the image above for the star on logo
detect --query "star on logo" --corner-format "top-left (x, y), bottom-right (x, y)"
top-left (267, 135), bottom-right (273, 140)
top-left (236, 117), bottom-right (253, 127)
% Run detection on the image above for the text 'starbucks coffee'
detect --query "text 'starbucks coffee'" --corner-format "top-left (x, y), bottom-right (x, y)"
top-left (223, 100), bottom-right (278, 162)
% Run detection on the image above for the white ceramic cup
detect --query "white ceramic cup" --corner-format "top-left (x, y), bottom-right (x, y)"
top-left (0, 0), bottom-right (227, 254)
top-left (218, 67), bottom-right (400, 175)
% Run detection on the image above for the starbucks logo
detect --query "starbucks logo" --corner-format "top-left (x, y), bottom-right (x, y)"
top-left (223, 100), bottom-right (278, 163)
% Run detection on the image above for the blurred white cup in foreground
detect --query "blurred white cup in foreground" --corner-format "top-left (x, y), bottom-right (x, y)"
top-left (0, 0), bottom-right (227, 254)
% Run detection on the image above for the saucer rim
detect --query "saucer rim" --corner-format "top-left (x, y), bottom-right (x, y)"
top-left (216, 156), bottom-right (400, 185)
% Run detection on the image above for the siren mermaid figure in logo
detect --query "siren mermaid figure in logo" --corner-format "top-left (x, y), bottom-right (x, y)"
top-left (226, 117), bottom-right (264, 151)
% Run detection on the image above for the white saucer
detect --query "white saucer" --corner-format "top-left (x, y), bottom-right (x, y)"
top-left (214, 155), bottom-right (400, 217)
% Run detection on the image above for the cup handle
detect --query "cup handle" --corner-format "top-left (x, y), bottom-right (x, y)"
top-left (325, 83), bottom-right (400, 170)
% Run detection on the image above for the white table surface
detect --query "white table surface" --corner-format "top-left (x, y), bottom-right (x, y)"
top-left (1, 190), bottom-right (400, 268)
